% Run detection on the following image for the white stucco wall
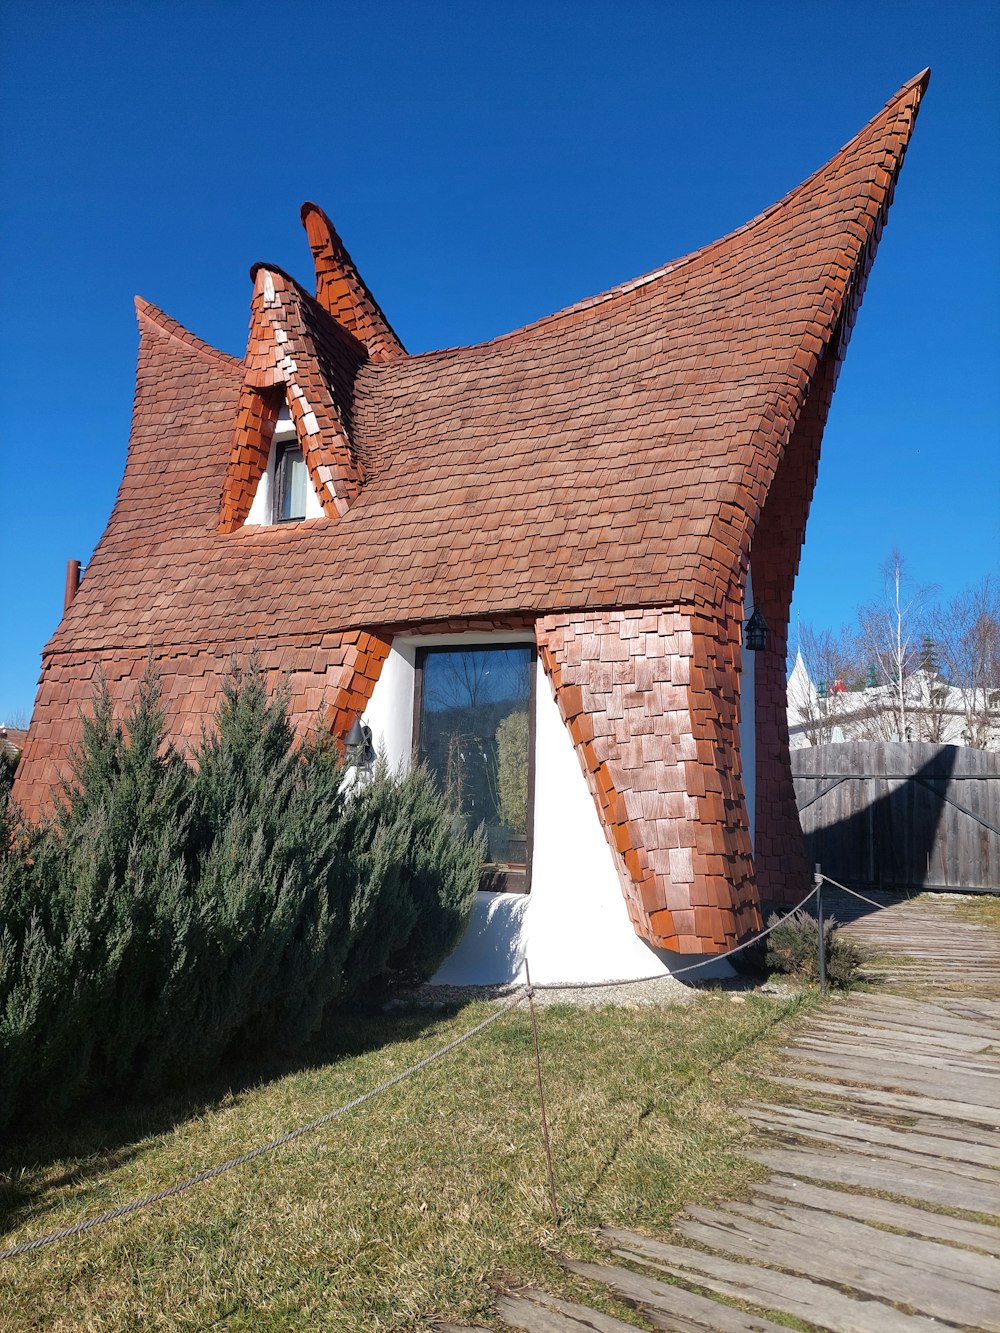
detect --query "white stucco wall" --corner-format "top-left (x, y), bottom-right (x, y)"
top-left (362, 639), bottom-right (416, 774)
top-left (360, 631), bottom-right (729, 986)
top-left (741, 566), bottom-right (756, 849)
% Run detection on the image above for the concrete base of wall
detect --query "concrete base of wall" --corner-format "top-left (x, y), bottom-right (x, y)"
top-left (430, 893), bottom-right (528, 985)
top-left (430, 891), bottom-right (736, 986)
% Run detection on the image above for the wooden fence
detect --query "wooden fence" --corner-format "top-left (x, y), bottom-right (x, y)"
top-left (791, 741), bottom-right (1000, 893)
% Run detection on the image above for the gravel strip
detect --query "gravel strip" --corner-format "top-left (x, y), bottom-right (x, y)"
top-left (399, 973), bottom-right (697, 1010)
top-left (389, 970), bottom-right (801, 1013)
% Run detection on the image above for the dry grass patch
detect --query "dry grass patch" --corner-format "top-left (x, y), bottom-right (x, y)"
top-left (953, 893), bottom-right (1000, 934)
top-left (0, 990), bottom-right (811, 1331)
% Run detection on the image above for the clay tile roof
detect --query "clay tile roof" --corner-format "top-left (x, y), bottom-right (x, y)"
top-left (48, 72), bottom-right (927, 658)
top-left (236, 264), bottom-right (370, 515)
top-left (134, 296), bottom-right (241, 369)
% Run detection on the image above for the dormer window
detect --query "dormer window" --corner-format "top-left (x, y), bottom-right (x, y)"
top-left (243, 403), bottom-right (324, 527)
top-left (274, 441), bottom-right (307, 522)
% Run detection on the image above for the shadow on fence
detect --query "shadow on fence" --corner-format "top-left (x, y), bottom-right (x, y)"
top-left (793, 741), bottom-right (1000, 900)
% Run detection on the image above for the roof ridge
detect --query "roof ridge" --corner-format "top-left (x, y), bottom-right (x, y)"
top-left (134, 297), bottom-right (241, 368)
top-left (399, 69), bottom-right (930, 364)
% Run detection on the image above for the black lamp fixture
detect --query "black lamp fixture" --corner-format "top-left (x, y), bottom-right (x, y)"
top-left (742, 606), bottom-right (770, 653)
top-left (344, 714), bottom-right (373, 767)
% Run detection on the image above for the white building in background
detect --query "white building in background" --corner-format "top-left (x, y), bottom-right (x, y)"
top-left (787, 651), bottom-right (1000, 751)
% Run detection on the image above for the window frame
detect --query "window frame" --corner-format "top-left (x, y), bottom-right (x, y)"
top-left (412, 641), bottom-right (537, 894)
top-left (272, 439), bottom-right (308, 524)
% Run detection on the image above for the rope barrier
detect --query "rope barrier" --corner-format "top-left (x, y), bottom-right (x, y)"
top-left (815, 873), bottom-right (895, 912)
top-left (0, 872), bottom-right (880, 1261)
top-left (0, 991), bottom-right (527, 1261)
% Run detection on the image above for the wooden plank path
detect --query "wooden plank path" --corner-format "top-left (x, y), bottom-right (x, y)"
top-left (441, 892), bottom-right (1000, 1331)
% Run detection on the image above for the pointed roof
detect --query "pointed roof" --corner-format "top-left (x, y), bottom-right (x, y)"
top-left (233, 264), bottom-right (369, 519)
top-left (48, 73), bottom-right (928, 657)
top-left (300, 202), bottom-right (404, 362)
top-left (787, 650), bottom-right (817, 716)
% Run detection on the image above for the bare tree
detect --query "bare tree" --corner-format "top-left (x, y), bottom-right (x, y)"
top-left (929, 577), bottom-right (1000, 748)
top-left (856, 549), bottom-right (935, 742)
top-left (792, 559), bottom-right (1000, 749)
top-left (423, 648), bottom-right (526, 713)
top-left (790, 624), bottom-right (863, 746)
top-left (424, 652), bottom-right (495, 712)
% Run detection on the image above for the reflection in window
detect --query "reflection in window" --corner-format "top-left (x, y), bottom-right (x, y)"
top-left (416, 645), bottom-right (533, 892)
top-left (273, 442), bottom-right (308, 522)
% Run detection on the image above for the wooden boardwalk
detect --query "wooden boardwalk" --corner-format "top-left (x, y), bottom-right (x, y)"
top-left (443, 892), bottom-right (1000, 1332)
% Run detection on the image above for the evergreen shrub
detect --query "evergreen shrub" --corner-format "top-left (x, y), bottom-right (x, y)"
top-left (764, 910), bottom-right (866, 988)
top-left (0, 747), bottom-right (17, 805)
top-left (341, 760), bottom-right (487, 991)
top-left (0, 659), bottom-right (482, 1135)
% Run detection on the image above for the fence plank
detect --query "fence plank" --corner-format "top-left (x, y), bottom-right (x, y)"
top-left (791, 742), bottom-right (1000, 892)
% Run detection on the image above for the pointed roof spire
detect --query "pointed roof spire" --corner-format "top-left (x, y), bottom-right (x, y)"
top-left (300, 202), bottom-right (405, 362)
top-left (787, 650), bottom-right (816, 715)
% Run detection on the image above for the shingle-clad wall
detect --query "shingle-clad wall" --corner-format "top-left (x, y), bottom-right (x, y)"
top-left (536, 604), bottom-right (759, 954)
top-left (687, 582), bottom-right (759, 936)
top-left (751, 350), bottom-right (840, 905)
top-left (323, 632), bottom-right (392, 737)
top-left (13, 632), bottom-right (391, 822)
top-left (219, 383), bottom-right (281, 533)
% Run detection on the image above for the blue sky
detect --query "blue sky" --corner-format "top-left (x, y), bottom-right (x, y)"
top-left (1, 1), bottom-right (997, 722)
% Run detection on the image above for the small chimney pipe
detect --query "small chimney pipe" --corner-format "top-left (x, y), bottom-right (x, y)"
top-left (63, 560), bottom-right (81, 613)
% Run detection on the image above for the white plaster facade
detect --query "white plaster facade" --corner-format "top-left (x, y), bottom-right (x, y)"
top-left (360, 625), bottom-right (754, 986)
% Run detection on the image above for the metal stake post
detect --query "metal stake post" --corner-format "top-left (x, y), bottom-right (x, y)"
top-left (815, 863), bottom-right (827, 995)
top-left (524, 961), bottom-right (560, 1227)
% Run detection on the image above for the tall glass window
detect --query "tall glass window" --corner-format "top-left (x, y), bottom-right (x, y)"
top-left (415, 644), bottom-right (534, 892)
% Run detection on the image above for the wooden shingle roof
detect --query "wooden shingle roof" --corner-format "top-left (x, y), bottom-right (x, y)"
top-left (48, 72), bottom-right (927, 660)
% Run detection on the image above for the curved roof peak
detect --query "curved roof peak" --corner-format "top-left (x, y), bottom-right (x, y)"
top-left (71, 72), bottom-right (930, 658)
top-left (133, 295), bottom-right (241, 368)
top-left (300, 201), bottom-right (405, 362)
top-left (404, 68), bottom-right (931, 362)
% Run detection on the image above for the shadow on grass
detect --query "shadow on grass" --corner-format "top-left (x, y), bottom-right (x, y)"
top-left (0, 996), bottom-right (471, 1238)
top-left (577, 995), bottom-right (806, 1210)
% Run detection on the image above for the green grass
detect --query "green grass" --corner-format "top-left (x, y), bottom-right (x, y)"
top-left (0, 990), bottom-right (813, 1331)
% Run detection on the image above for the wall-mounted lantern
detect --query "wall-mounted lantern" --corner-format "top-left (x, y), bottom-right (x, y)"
top-left (344, 714), bottom-right (374, 772)
top-left (742, 606), bottom-right (770, 653)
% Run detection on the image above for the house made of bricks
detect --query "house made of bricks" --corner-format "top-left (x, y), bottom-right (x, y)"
top-left (13, 73), bottom-right (928, 984)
